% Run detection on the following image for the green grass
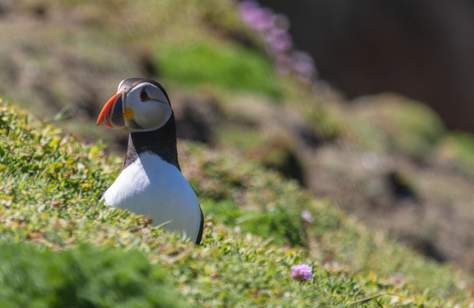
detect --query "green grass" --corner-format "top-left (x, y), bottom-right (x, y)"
top-left (155, 41), bottom-right (282, 98)
top-left (0, 242), bottom-right (182, 308)
top-left (182, 144), bottom-right (471, 302)
top-left (0, 100), bottom-right (472, 306)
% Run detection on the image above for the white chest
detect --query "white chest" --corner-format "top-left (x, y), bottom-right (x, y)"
top-left (102, 152), bottom-right (202, 242)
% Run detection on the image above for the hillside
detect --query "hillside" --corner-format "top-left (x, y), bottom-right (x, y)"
top-left (1, 0), bottom-right (474, 272)
top-left (1, 0), bottom-right (474, 306)
top-left (1, 101), bottom-right (473, 306)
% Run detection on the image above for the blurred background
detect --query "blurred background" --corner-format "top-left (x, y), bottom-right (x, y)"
top-left (262, 0), bottom-right (474, 132)
top-left (1, 0), bottom-right (473, 273)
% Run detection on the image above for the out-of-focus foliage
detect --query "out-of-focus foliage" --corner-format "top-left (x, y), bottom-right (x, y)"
top-left (155, 41), bottom-right (282, 98)
top-left (351, 94), bottom-right (445, 160)
top-left (0, 242), bottom-right (182, 308)
top-left (437, 132), bottom-right (474, 176)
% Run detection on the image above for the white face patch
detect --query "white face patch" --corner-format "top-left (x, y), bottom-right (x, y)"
top-left (117, 79), bottom-right (126, 92)
top-left (125, 83), bottom-right (172, 132)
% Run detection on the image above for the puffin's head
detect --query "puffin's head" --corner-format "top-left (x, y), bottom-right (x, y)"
top-left (96, 78), bottom-right (172, 132)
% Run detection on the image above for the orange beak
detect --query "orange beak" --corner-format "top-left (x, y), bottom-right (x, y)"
top-left (96, 92), bottom-right (121, 127)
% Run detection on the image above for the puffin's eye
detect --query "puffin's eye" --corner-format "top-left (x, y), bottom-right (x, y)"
top-left (140, 88), bottom-right (151, 102)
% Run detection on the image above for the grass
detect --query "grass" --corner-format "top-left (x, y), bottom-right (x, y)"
top-left (0, 100), bottom-right (473, 306)
top-left (181, 144), bottom-right (472, 301)
top-left (0, 242), bottom-right (182, 308)
top-left (155, 40), bottom-right (282, 99)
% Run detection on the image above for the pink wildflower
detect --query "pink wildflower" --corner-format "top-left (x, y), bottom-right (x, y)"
top-left (301, 210), bottom-right (314, 223)
top-left (291, 264), bottom-right (312, 281)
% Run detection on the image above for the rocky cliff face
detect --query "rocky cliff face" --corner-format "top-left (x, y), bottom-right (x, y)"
top-left (261, 0), bottom-right (474, 131)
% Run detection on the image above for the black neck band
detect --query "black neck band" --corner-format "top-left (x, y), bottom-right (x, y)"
top-left (124, 114), bottom-right (180, 170)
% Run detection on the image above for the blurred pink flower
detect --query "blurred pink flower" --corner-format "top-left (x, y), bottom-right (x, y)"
top-left (266, 29), bottom-right (292, 52)
top-left (239, 0), bottom-right (318, 82)
top-left (240, 1), bottom-right (273, 32)
top-left (291, 264), bottom-right (312, 281)
top-left (291, 51), bottom-right (316, 79)
top-left (301, 210), bottom-right (314, 223)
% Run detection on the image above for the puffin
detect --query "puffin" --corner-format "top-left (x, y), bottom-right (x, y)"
top-left (96, 78), bottom-right (204, 244)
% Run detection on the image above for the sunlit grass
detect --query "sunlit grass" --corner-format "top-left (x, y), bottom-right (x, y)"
top-left (0, 99), bottom-right (472, 306)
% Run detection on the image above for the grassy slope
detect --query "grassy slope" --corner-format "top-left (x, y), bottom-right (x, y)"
top-left (1, 100), bottom-right (472, 306)
top-left (0, 242), bottom-right (182, 307)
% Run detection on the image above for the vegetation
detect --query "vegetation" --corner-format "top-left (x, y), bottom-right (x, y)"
top-left (0, 242), bottom-right (182, 308)
top-left (155, 41), bottom-right (282, 98)
top-left (1, 0), bottom-right (474, 306)
top-left (351, 94), bottom-right (445, 160)
top-left (1, 100), bottom-right (472, 306)
top-left (437, 132), bottom-right (474, 176)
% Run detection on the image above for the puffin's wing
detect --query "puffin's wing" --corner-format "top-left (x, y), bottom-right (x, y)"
top-left (195, 207), bottom-right (204, 244)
